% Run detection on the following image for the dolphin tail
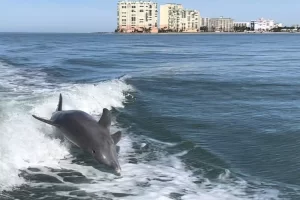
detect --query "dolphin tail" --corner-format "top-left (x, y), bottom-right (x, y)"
top-left (32, 115), bottom-right (59, 127)
top-left (56, 93), bottom-right (63, 111)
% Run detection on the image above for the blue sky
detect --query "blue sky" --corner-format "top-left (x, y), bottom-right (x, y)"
top-left (0, 0), bottom-right (299, 32)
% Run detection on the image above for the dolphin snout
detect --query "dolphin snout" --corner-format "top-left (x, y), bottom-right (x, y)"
top-left (112, 162), bottom-right (121, 175)
top-left (115, 167), bottom-right (121, 175)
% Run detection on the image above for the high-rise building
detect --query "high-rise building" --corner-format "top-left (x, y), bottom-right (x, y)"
top-left (181, 9), bottom-right (201, 32)
top-left (117, 1), bottom-right (158, 33)
top-left (209, 17), bottom-right (234, 32)
top-left (160, 4), bottom-right (183, 31)
top-left (160, 4), bottom-right (201, 32)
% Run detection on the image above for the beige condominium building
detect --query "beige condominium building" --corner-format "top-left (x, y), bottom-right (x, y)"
top-left (181, 10), bottom-right (201, 32)
top-left (160, 4), bottom-right (201, 32)
top-left (209, 17), bottom-right (234, 32)
top-left (160, 4), bottom-right (183, 31)
top-left (117, 0), bottom-right (158, 33)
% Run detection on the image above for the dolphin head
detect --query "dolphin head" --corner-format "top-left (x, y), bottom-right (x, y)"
top-left (91, 108), bottom-right (122, 174)
top-left (91, 139), bottom-right (121, 174)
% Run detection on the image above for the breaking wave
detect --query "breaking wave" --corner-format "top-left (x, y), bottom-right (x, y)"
top-left (0, 60), bottom-right (280, 200)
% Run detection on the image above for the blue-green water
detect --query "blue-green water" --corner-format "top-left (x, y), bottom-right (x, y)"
top-left (0, 33), bottom-right (300, 200)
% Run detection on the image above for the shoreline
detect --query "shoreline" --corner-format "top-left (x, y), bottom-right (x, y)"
top-left (0, 32), bottom-right (299, 35)
top-left (114, 31), bottom-right (300, 35)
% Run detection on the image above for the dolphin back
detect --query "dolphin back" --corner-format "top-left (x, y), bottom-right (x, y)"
top-left (32, 94), bottom-right (123, 174)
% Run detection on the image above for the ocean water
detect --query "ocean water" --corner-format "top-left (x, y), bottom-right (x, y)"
top-left (0, 33), bottom-right (300, 200)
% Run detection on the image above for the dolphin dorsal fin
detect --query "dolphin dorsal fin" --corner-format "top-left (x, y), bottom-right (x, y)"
top-left (111, 131), bottom-right (122, 144)
top-left (98, 108), bottom-right (111, 128)
top-left (56, 94), bottom-right (63, 111)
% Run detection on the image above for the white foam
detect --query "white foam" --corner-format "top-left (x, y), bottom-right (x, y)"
top-left (0, 60), bottom-right (53, 98)
top-left (0, 109), bottom-right (69, 190)
top-left (0, 64), bottom-right (281, 199)
top-left (0, 77), bottom-right (132, 191)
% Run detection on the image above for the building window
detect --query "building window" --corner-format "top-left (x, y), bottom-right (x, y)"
top-left (149, 10), bottom-right (152, 16)
top-left (132, 17), bottom-right (136, 21)
top-left (122, 6), bottom-right (126, 8)
top-left (140, 9), bottom-right (144, 12)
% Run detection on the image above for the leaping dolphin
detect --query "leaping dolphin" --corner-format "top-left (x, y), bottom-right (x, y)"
top-left (32, 94), bottom-right (122, 174)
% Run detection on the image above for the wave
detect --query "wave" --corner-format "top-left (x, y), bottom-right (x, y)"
top-left (0, 76), bottom-right (132, 191)
top-left (0, 61), bottom-right (281, 199)
top-left (0, 60), bottom-right (56, 100)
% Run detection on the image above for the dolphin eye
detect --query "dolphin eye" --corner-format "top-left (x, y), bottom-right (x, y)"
top-left (92, 150), bottom-right (96, 154)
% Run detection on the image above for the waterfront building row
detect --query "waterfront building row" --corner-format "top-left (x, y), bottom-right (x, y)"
top-left (117, 1), bottom-right (280, 33)
top-left (117, 1), bottom-right (201, 33)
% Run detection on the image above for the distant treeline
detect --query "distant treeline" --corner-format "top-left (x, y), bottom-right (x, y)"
top-left (271, 26), bottom-right (300, 32)
top-left (115, 27), bottom-right (153, 33)
top-left (115, 26), bottom-right (300, 33)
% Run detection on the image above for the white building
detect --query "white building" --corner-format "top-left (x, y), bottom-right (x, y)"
top-left (250, 18), bottom-right (275, 31)
top-left (201, 17), bottom-right (210, 27)
top-left (117, 1), bottom-right (158, 33)
top-left (209, 17), bottom-right (234, 32)
top-left (181, 9), bottom-right (201, 32)
top-left (274, 23), bottom-right (283, 28)
top-left (160, 3), bottom-right (201, 32)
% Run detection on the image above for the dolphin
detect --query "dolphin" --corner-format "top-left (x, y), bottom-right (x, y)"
top-left (32, 94), bottom-right (122, 174)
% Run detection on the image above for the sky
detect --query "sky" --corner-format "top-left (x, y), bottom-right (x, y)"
top-left (0, 0), bottom-right (299, 33)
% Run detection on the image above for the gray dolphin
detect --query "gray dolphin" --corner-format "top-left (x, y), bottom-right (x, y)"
top-left (32, 94), bottom-right (122, 174)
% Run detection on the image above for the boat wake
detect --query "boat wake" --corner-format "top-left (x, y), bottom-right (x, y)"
top-left (0, 60), bottom-right (281, 200)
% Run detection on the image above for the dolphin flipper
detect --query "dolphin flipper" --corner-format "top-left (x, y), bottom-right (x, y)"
top-left (56, 94), bottom-right (63, 111)
top-left (116, 146), bottom-right (120, 154)
top-left (98, 108), bottom-right (111, 128)
top-left (111, 131), bottom-right (122, 144)
top-left (32, 115), bottom-right (59, 127)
